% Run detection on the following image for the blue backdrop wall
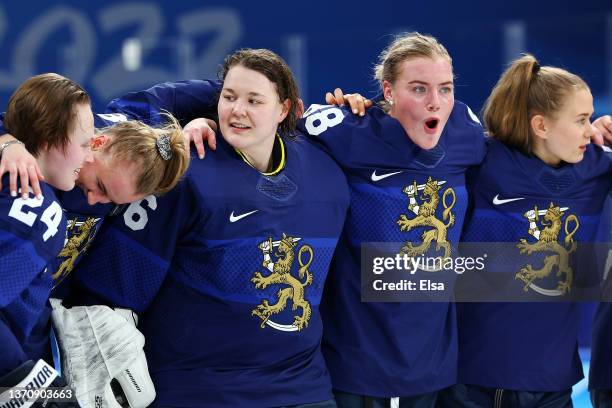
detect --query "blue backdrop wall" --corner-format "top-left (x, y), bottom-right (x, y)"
top-left (0, 0), bottom-right (609, 116)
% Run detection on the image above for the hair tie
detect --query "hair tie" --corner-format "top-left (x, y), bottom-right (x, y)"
top-left (156, 134), bottom-right (172, 160)
top-left (532, 61), bottom-right (541, 75)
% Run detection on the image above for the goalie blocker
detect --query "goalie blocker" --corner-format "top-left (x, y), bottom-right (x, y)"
top-left (50, 299), bottom-right (155, 408)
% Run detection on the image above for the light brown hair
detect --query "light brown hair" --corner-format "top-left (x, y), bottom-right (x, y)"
top-left (5, 73), bottom-right (91, 156)
top-left (483, 54), bottom-right (589, 155)
top-left (99, 113), bottom-right (189, 196)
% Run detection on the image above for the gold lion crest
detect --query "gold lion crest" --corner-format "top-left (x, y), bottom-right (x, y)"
top-left (516, 202), bottom-right (579, 295)
top-left (53, 216), bottom-right (100, 285)
top-left (251, 233), bottom-right (314, 331)
top-left (397, 176), bottom-right (456, 268)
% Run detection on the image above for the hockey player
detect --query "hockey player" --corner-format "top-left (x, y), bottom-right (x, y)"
top-left (300, 32), bottom-right (485, 408)
top-left (442, 55), bottom-right (611, 407)
top-left (94, 32), bottom-right (485, 408)
top-left (590, 190), bottom-right (612, 408)
top-left (70, 48), bottom-right (349, 407)
top-left (0, 73), bottom-right (91, 407)
top-left (0, 73), bottom-right (190, 407)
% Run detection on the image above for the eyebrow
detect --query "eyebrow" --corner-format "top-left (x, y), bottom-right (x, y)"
top-left (408, 80), bottom-right (454, 86)
top-left (575, 112), bottom-right (593, 119)
top-left (223, 88), bottom-right (265, 98)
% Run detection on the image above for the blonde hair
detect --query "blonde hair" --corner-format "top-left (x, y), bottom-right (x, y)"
top-left (99, 113), bottom-right (189, 196)
top-left (374, 32), bottom-right (452, 110)
top-left (483, 54), bottom-right (589, 155)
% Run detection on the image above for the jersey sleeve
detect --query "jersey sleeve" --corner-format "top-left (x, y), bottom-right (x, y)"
top-left (71, 177), bottom-right (201, 313)
top-left (297, 104), bottom-right (356, 166)
top-left (104, 79), bottom-right (222, 126)
top-left (449, 101), bottom-right (487, 166)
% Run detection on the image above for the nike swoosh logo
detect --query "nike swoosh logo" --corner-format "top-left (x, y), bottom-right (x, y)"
top-left (371, 170), bottom-right (403, 182)
top-left (229, 210), bottom-right (259, 223)
top-left (492, 194), bottom-right (525, 205)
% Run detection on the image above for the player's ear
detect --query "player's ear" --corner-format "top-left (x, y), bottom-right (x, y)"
top-left (278, 99), bottom-right (290, 124)
top-left (295, 99), bottom-right (304, 119)
top-left (530, 114), bottom-right (548, 140)
top-left (91, 134), bottom-right (110, 151)
top-left (382, 80), bottom-right (393, 104)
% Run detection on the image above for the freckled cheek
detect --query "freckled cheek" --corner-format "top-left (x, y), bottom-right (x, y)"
top-left (397, 98), bottom-right (422, 114)
top-left (402, 93), bottom-right (425, 104)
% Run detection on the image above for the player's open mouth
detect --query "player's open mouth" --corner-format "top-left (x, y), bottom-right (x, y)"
top-left (425, 119), bottom-right (439, 129)
top-left (73, 168), bottom-right (81, 176)
top-left (424, 118), bottom-right (439, 134)
top-left (231, 122), bottom-right (250, 129)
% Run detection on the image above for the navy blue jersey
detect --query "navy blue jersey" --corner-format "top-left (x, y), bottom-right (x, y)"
top-left (589, 189), bottom-right (612, 390)
top-left (458, 139), bottom-right (612, 391)
top-left (0, 177), bottom-right (65, 308)
top-left (22, 107), bottom-right (189, 298)
top-left (0, 176), bottom-right (66, 362)
top-left (50, 110), bottom-right (174, 291)
top-left (298, 102), bottom-right (486, 397)
top-left (0, 108), bottom-right (166, 364)
top-left (104, 79), bottom-right (220, 126)
top-left (60, 78), bottom-right (218, 307)
top-left (73, 133), bottom-right (350, 407)
top-left (48, 188), bottom-right (114, 297)
top-left (0, 315), bottom-right (27, 376)
top-left (0, 110), bottom-right (156, 302)
top-left (0, 112), bottom-right (122, 366)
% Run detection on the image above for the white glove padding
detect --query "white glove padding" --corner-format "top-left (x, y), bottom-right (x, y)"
top-left (50, 298), bottom-right (155, 408)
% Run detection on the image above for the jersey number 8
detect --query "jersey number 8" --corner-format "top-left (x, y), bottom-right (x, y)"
top-left (304, 106), bottom-right (345, 136)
